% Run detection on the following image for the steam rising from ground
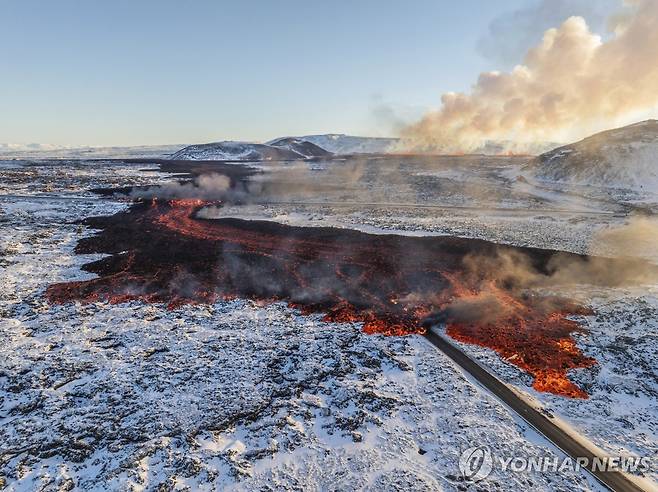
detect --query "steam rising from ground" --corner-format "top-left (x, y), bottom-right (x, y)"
top-left (131, 173), bottom-right (231, 200)
top-left (462, 226), bottom-right (658, 293)
top-left (438, 216), bottom-right (658, 324)
top-left (593, 215), bottom-right (658, 259)
top-left (404, 0), bottom-right (658, 153)
top-left (439, 293), bottom-right (513, 324)
top-left (130, 160), bottom-right (370, 205)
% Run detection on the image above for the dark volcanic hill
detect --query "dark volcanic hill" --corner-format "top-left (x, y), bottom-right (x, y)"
top-left (171, 141), bottom-right (305, 161)
top-left (171, 137), bottom-right (333, 161)
top-left (267, 137), bottom-right (332, 158)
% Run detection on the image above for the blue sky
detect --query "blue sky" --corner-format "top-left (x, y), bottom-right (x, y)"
top-left (0, 0), bottom-right (618, 146)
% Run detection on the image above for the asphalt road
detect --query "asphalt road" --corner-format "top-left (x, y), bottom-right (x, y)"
top-left (424, 328), bottom-right (649, 492)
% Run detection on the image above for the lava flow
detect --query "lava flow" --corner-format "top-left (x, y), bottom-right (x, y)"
top-left (47, 199), bottom-right (605, 398)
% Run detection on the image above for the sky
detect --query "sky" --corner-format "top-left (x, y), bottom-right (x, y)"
top-left (0, 0), bottom-right (621, 146)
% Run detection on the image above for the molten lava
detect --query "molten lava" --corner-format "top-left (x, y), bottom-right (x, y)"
top-left (47, 199), bottom-right (599, 398)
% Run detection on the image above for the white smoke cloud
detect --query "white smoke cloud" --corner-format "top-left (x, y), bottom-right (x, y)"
top-left (404, 0), bottom-right (658, 153)
top-left (130, 173), bottom-right (231, 200)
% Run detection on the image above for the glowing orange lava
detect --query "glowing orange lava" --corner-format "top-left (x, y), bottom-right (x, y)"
top-left (47, 199), bottom-right (599, 398)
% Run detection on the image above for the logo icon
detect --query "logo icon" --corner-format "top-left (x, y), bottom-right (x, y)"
top-left (459, 446), bottom-right (493, 482)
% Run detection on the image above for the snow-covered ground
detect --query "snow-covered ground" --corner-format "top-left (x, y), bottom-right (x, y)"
top-left (1, 158), bottom-right (656, 490)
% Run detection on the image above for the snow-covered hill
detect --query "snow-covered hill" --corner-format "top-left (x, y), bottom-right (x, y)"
top-left (291, 134), bottom-right (399, 154)
top-left (266, 137), bottom-right (332, 158)
top-left (174, 132), bottom-right (403, 160)
top-left (171, 141), bottom-right (305, 161)
top-left (171, 139), bottom-right (331, 161)
top-left (524, 120), bottom-right (658, 191)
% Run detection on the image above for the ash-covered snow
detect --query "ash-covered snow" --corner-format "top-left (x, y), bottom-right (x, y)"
top-left (0, 163), bottom-right (608, 490)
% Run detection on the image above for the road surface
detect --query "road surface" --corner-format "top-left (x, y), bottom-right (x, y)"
top-left (424, 328), bottom-right (650, 492)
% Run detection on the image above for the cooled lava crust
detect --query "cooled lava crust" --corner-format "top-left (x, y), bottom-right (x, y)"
top-left (48, 199), bottom-right (599, 398)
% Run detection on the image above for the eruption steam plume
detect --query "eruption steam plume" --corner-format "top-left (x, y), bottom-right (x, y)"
top-left (403, 0), bottom-right (658, 153)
